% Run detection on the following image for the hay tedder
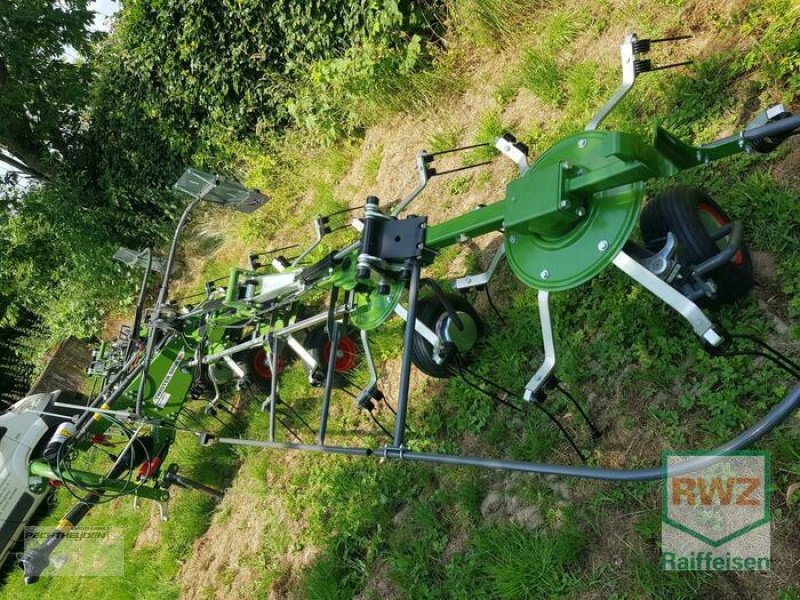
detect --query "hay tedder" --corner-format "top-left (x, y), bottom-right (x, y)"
top-left (2, 34), bottom-right (799, 582)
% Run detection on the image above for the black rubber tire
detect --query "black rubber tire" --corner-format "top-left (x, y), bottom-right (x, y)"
top-left (640, 185), bottom-right (754, 304)
top-left (304, 325), bottom-right (360, 389)
top-left (411, 295), bottom-right (483, 379)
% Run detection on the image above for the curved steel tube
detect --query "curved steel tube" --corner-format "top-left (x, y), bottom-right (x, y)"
top-left (380, 383), bottom-right (800, 481)
top-left (214, 384), bottom-right (800, 482)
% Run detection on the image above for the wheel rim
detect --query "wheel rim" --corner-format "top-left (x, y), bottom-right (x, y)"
top-left (435, 311), bottom-right (479, 353)
top-left (252, 348), bottom-right (285, 380)
top-left (323, 334), bottom-right (358, 372)
top-left (697, 203), bottom-right (744, 266)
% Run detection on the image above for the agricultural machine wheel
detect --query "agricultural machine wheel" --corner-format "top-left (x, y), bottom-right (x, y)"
top-left (411, 295), bottom-right (483, 379)
top-left (247, 347), bottom-right (286, 392)
top-left (304, 325), bottom-right (360, 389)
top-left (640, 185), bottom-right (753, 304)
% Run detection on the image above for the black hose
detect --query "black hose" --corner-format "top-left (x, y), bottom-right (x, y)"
top-left (742, 113), bottom-right (800, 141)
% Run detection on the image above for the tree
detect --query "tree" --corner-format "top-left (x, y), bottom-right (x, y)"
top-left (0, 0), bottom-right (102, 181)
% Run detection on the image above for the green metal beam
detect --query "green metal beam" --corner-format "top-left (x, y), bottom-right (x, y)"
top-left (30, 460), bottom-right (170, 502)
top-left (426, 201), bottom-right (506, 249)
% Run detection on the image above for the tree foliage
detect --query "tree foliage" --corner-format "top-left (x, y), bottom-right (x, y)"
top-left (0, 184), bottom-right (139, 336)
top-left (0, 0), bottom-right (446, 355)
top-left (0, 0), bottom-right (102, 179)
top-left (95, 0), bottom-right (440, 147)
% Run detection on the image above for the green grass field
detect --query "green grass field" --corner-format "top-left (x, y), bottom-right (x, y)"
top-left (3, 0), bottom-right (799, 598)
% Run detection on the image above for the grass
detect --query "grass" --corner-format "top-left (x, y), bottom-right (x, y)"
top-left (364, 146), bottom-right (383, 184)
top-left (447, 175), bottom-right (473, 195)
top-left (449, 0), bottom-right (536, 51)
top-left (5, 0), bottom-right (800, 598)
top-left (427, 125), bottom-right (464, 153)
top-left (464, 109), bottom-right (505, 164)
top-left (520, 48), bottom-right (563, 105)
top-left (445, 520), bottom-right (588, 599)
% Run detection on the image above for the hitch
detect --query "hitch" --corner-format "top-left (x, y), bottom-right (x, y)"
top-left (161, 464), bottom-right (225, 502)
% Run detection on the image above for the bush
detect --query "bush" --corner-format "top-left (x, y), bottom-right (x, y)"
top-left (0, 184), bottom-right (143, 343)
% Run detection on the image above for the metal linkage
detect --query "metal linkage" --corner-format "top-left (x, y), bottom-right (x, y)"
top-left (393, 303), bottom-right (445, 364)
top-left (524, 290), bottom-right (557, 401)
top-left (194, 307), bottom-right (347, 366)
top-left (636, 232), bottom-right (679, 280)
top-left (354, 329), bottom-right (380, 410)
top-left (136, 194), bottom-right (202, 417)
top-left (613, 250), bottom-right (724, 346)
top-left (586, 33), bottom-right (691, 131)
top-left (453, 243), bottom-right (506, 290)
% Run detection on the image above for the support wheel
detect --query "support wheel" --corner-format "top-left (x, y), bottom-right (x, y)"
top-left (304, 325), bottom-right (360, 389)
top-left (411, 295), bottom-right (483, 378)
top-left (640, 185), bottom-right (753, 304)
top-left (247, 347), bottom-right (286, 393)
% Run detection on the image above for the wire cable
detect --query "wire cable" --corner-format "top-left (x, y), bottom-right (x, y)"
top-left (483, 285), bottom-right (505, 324)
top-left (368, 411), bottom-right (393, 440)
top-left (729, 334), bottom-right (800, 378)
top-left (54, 415), bottom-right (151, 504)
top-left (451, 354), bottom-right (588, 462)
top-left (554, 382), bottom-right (601, 439)
top-left (708, 333), bottom-right (800, 379)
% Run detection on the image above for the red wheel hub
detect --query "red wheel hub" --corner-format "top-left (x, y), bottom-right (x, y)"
top-left (698, 203), bottom-right (744, 266)
top-left (252, 348), bottom-right (285, 380)
top-left (323, 334), bottom-right (358, 372)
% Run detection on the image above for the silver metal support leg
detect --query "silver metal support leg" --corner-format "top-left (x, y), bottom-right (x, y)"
top-left (391, 151), bottom-right (431, 217)
top-left (585, 34), bottom-right (637, 131)
top-left (355, 329), bottom-right (378, 408)
top-left (286, 334), bottom-right (317, 370)
top-left (452, 243), bottom-right (506, 290)
top-left (223, 355), bottom-right (245, 379)
top-left (613, 250), bottom-right (724, 346)
top-left (394, 303), bottom-right (439, 346)
top-left (524, 290), bottom-right (556, 401)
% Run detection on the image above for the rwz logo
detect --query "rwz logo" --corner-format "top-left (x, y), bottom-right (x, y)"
top-left (670, 476), bottom-right (761, 507)
top-left (661, 451), bottom-right (770, 568)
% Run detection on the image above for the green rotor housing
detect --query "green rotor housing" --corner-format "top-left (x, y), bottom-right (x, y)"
top-left (504, 132), bottom-right (645, 291)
